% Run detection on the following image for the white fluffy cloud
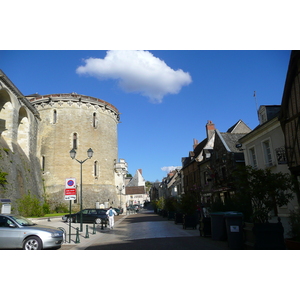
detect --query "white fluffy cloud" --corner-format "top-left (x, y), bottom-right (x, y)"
top-left (76, 50), bottom-right (192, 103)
top-left (161, 166), bottom-right (181, 173)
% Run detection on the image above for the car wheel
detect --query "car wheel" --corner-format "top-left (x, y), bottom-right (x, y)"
top-left (67, 217), bottom-right (73, 223)
top-left (23, 236), bottom-right (42, 250)
top-left (95, 218), bottom-right (102, 224)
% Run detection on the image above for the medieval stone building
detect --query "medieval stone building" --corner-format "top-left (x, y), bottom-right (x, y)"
top-left (0, 70), bottom-right (124, 210)
top-left (0, 70), bottom-right (43, 203)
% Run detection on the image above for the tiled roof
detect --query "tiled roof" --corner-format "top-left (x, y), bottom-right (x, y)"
top-left (125, 186), bottom-right (146, 195)
top-left (194, 138), bottom-right (208, 156)
top-left (220, 132), bottom-right (247, 152)
top-left (182, 138), bottom-right (208, 168)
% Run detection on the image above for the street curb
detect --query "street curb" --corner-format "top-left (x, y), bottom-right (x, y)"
top-left (63, 214), bottom-right (129, 250)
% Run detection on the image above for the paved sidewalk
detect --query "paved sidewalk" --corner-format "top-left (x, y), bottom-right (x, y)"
top-left (31, 213), bottom-right (130, 250)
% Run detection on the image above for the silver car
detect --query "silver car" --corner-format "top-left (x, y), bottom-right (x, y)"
top-left (0, 214), bottom-right (64, 250)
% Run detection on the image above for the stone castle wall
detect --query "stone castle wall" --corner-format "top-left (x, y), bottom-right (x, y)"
top-left (30, 93), bottom-right (120, 208)
top-left (1, 70), bottom-right (121, 210)
top-left (0, 71), bottom-right (44, 206)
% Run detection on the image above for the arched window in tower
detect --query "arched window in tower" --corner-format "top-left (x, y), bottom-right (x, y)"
top-left (17, 107), bottom-right (29, 157)
top-left (73, 133), bottom-right (78, 149)
top-left (94, 161), bottom-right (98, 177)
top-left (53, 109), bottom-right (57, 124)
top-left (0, 89), bottom-right (14, 150)
top-left (93, 112), bottom-right (97, 128)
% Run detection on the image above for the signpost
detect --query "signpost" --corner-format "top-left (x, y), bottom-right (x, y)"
top-left (65, 178), bottom-right (76, 201)
top-left (64, 189), bottom-right (77, 201)
top-left (65, 178), bottom-right (77, 243)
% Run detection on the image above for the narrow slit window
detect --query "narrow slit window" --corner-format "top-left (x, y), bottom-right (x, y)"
top-left (73, 133), bottom-right (77, 149)
top-left (53, 110), bottom-right (57, 124)
top-left (42, 156), bottom-right (45, 172)
top-left (93, 112), bottom-right (97, 128)
top-left (94, 161), bottom-right (98, 177)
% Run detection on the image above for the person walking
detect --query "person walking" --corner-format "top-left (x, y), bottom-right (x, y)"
top-left (106, 207), bottom-right (117, 229)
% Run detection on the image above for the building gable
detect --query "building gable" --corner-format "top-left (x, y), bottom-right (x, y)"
top-left (126, 169), bottom-right (146, 187)
top-left (227, 119), bottom-right (251, 134)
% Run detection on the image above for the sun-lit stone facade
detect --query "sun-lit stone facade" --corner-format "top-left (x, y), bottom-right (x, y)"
top-left (30, 93), bottom-right (120, 208)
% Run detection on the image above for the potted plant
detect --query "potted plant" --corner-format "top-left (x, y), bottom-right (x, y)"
top-left (180, 193), bottom-right (199, 229)
top-left (163, 197), bottom-right (178, 220)
top-left (152, 199), bottom-right (158, 213)
top-left (233, 166), bottom-right (294, 249)
top-left (285, 208), bottom-right (300, 250)
top-left (156, 197), bottom-right (164, 215)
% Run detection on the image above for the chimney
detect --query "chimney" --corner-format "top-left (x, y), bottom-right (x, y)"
top-left (138, 169), bottom-right (142, 175)
top-left (193, 138), bottom-right (199, 149)
top-left (206, 120), bottom-right (215, 140)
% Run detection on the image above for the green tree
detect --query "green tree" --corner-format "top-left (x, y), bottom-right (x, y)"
top-left (180, 192), bottom-right (198, 215)
top-left (145, 181), bottom-right (152, 193)
top-left (163, 196), bottom-right (179, 211)
top-left (233, 166), bottom-right (295, 223)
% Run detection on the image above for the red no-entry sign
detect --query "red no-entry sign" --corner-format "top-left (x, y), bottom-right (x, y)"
top-left (65, 188), bottom-right (77, 195)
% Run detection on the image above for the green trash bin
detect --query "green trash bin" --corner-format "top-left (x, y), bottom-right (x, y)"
top-left (210, 212), bottom-right (227, 241)
top-left (224, 212), bottom-right (244, 250)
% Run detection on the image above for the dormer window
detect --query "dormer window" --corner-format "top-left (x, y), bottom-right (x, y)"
top-left (259, 107), bottom-right (267, 125)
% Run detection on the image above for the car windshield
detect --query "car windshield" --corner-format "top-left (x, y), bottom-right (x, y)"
top-left (10, 216), bottom-right (36, 226)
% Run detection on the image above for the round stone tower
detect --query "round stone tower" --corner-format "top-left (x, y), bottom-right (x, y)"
top-left (30, 93), bottom-right (120, 208)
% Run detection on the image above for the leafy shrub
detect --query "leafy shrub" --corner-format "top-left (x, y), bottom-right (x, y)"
top-left (42, 201), bottom-right (51, 215)
top-left (156, 197), bottom-right (164, 210)
top-left (232, 165), bottom-right (294, 223)
top-left (180, 193), bottom-right (198, 215)
top-left (163, 197), bottom-right (180, 212)
top-left (16, 192), bottom-right (44, 217)
top-left (54, 202), bottom-right (69, 213)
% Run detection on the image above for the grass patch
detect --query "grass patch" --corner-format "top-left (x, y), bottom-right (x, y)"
top-left (30, 213), bottom-right (68, 218)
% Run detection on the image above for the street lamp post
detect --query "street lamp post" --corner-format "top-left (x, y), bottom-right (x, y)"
top-left (116, 185), bottom-right (124, 209)
top-left (70, 148), bottom-right (93, 232)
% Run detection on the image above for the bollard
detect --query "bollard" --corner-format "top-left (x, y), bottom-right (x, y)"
top-left (92, 222), bottom-right (96, 234)
top-left (75, 227), bottom-right (80, 243)
top-left (48, 217), bottom-right (51, 222)
top-left (101, 219), bottom-right (104, 230)
top-left (85, 225), bottom-right (89, 238)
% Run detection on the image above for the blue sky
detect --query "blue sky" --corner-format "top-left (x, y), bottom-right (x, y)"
top-left (2, 1), bottom-right (299, 284)
top-left (0, 50), bottom-right (291, 181)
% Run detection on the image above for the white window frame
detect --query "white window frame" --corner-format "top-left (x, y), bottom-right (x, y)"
top-left (261, 138), bottom-right (274, 168)
top-left (248, 146), bottom-right (258, 169)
